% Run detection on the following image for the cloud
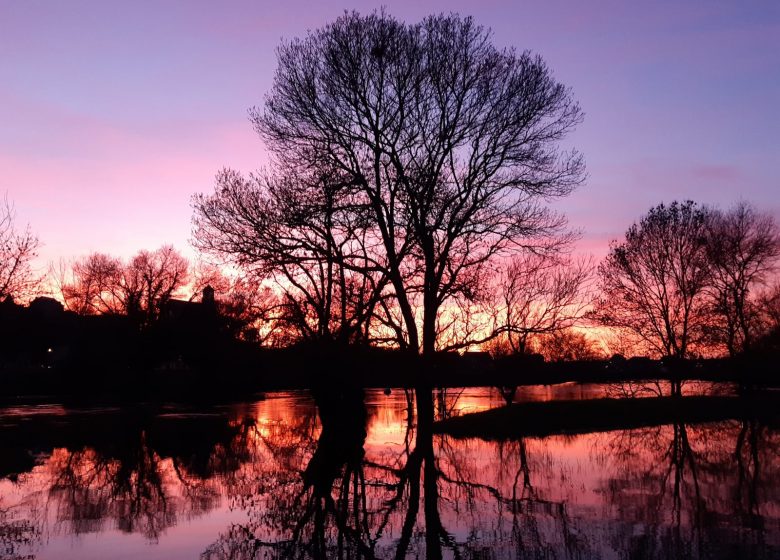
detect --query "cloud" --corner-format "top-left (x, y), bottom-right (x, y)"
top-left (687, 164), bottom-right (742, 182)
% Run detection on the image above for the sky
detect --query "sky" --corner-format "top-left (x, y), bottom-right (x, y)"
top-left (2, 0), bottom-right (779, 270)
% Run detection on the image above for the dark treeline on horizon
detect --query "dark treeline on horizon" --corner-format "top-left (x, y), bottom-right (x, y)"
top-left (1, 11), bottom-right (780, 385)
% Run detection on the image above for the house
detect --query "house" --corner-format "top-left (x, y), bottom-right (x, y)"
top-left (164, 286), bottom-right (217, 325)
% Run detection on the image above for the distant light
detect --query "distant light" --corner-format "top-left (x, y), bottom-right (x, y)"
top-left (47, 348), bottom-right (53, 353)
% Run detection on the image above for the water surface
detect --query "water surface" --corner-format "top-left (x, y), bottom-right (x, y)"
top-left (0, 384), bottom-right (777, 559)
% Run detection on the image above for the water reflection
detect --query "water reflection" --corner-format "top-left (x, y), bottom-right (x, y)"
top-left (601, 420), bottom-right (779, 558)
top-left (0, 386), bottom-right (778, 559)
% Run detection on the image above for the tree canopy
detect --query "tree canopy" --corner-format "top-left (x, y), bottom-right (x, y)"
top-left (595, 201), bottom-right (711, 358)
top-left (194, 10), bottom-right (584, 354)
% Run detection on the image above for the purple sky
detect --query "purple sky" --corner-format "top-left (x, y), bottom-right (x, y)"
top-left (2, 0), bottom-right (778, 269)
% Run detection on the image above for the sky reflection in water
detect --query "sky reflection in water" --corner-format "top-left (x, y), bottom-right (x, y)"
top-left (0, 385), bottom-right (777, 559)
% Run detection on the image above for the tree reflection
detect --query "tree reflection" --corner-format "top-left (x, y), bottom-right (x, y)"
top-left (203, 388), bottom-right (602, 560)
top-left (435, 433), bottom-right (593, 558)
top-left (1, 391), bottom-right (778, 559)
top-left (735, 420), bottom-right (767, 530)
top-left (202, 388), bottom-right (375, 559)
top-left (44, 432), bottom-right (222, 540)
top-left (0, 498), bottom-right (38, 560)
top-left (3, 410), bottom-right (246, 543)
top-left (601, 420), bottom-right (780, 559)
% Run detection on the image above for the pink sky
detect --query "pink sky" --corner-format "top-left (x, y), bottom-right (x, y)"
top-left (2, 0), bottom-right (778, 271)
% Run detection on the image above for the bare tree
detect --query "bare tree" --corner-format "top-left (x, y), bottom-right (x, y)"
top-left (759, 283), bottom-right (780, 334)
top-left (215, 277), bottom-right (290, 345)
top-left (55, 252), bottom-right (124, 315)
top-left (532, 328), bottom-right (602, 361)
top-left (497, 252), bottom-right (593, 354)
top-left (187, 260), bottom-right (232, 302)
top-left (123, 245), bottom-right (189, 325)
top-left (56, 246), bottom-right (189, 327)
top-left (251, 11), bottom-right (584, 355)
top-left (193, 168), bottom-right (388, 345)
top-left (0, 195), bottom-right (40, 301)
top-left (704, 202), bottom-right (780, 355)
top-left (184, 260), bottom-right (292, 343)
top-left (594, 201), bottom-right (711, 359)
top-left (752, 283), bottom-right (780, 353)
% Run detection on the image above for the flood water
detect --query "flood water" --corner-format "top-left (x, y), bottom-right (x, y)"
top-left (1, 384), bottom-right (778, 559)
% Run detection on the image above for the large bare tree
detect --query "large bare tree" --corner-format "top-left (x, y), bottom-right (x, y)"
top-left (0, 195), bottom-right (40, 301)
top-left (244, 11), bottom-right (584, 355)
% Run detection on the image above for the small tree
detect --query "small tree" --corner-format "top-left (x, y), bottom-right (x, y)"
top-left (214, 278), bottom-right (288, 344)
top-left (56, 252), bottom-right (124, 315)
top-left (123, 246), bottom-right (189, 325)
top-left (0, 195), bottom-right (39, 301)
top-left (532, 328), bottom-right (602, 362)
top-left (753, 283), bottom-right (780, 354)
top-left (760, 283), bottom-right (780, 334)
top-left (187, 260), bottom-right (232, 302)
top-left (705, 202), bottom-right (780, 355)
top-left (594, 201), bottom-right (711, 359)
top-left (57, 246), bottom-right (189, 327)
top-left (498, 251), bottom-right (592, 354)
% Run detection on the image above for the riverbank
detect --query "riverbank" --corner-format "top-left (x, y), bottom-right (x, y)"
top-left (434, 392), bottom-right (780, 439)
top-left (0, 346), bottom-right (777, 401)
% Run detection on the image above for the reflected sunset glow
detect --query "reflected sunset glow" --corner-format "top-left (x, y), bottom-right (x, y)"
top-left (1, 387), bottom-right (777, 559)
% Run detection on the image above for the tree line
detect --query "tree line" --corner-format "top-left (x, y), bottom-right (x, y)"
top-left (5, 195), bottom-right (768, 361)
top-left (594, 200), bottom-right (779, 358)
top-left (48, 247), bottom-right (283, 343)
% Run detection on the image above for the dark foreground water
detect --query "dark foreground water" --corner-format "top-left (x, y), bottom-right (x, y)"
top-left (0, 384), bottom-right (778, 559)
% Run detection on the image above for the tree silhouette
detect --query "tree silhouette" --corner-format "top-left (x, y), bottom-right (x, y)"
top-left (56, 252), bottom-right (124, 315)
top-left (55, 245), bottom-right (189, 327)
top-left (193, 168), bottom-right (388, 345)
top-left (0, 195), bottom-right (39, 302)
top-left (534, 328), bottom-right (602, 361)
top-left (594, 201), bottom-right (711, 359)
top-left (705, 202), bottom-right (780, 355)
top-left (195, 10), bottom-right (584, 355)
top-left (123, 245), bottom-right (189, 326)
top-left (595, 199), bottom-right (780, 359)
top-left (495, 251), bottom-right (593, 355)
